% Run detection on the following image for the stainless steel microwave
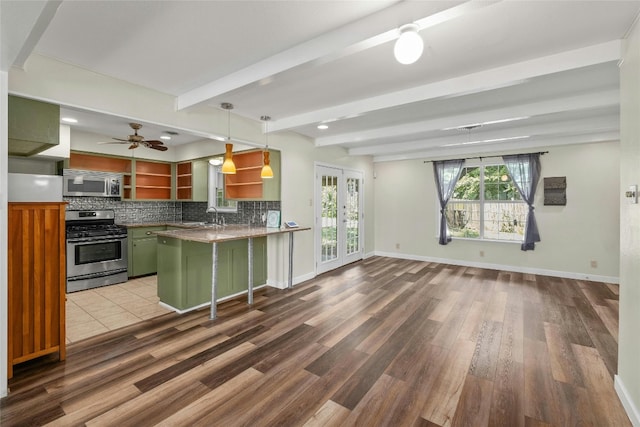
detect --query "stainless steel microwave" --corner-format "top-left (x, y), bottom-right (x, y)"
top-left (62, 170), bottom-right (122, 198)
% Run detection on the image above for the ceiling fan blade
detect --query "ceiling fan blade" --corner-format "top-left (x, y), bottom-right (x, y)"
top-left (151, 145), bottom-right (168, 151)
top-left (144, 140), bottom-right (164, 145)
top-left (112, 137), bottom-right (129, 142)
top-left (128, 144), bottom-right (138, 150)
top-left (97, 141), bottom-right (127, 145)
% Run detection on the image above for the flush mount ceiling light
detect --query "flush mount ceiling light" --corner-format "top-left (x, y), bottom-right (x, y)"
top-left (221, 102), bottom-right (236, 174)
top-left (394, 23), bottom-right (423, 65)
top-left (61, 117), bottom-right (78, 123)
top-left (317, 124), bottom-right (329, 130)
top-left (260, 115), bottom-right (274, 179)
top-left (161, 130), bottom-right (178, 140)
top-left (441, 116), bottom-right (531, 131)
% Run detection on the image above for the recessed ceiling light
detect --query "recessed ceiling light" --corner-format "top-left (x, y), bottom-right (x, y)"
top-left (317, 124), bottom-right (329, 130)
top-left (160, 135), bottom-right (171, 140)
top-left (61, 117), bottom-right (78, 123)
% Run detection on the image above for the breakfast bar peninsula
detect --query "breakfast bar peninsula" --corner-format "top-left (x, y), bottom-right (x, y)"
top-left (154, 224), bottom-right (310, 319)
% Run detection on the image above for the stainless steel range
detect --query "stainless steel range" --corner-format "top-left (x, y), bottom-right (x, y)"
top-left (66, 209), bottom-right (128, 293)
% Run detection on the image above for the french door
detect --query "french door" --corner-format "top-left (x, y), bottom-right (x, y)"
top-left (315, 165), bottom-right (364, 274)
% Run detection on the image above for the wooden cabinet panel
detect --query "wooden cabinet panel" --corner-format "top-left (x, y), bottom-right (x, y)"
top-left (69, 152), bottom-right (132, 173)
top-left (8, 202), bottom-right (66, 378)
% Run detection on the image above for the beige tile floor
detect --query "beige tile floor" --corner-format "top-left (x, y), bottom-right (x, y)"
top-left (65, 275), bottom-right (172, 344)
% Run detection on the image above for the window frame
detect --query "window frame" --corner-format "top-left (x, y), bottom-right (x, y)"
top-left (442, 161), bottom-right (527, 243)
top-left (207, 161), bottom-right (238, 213)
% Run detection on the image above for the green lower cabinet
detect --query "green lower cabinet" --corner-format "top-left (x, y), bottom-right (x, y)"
top-left (157, 236), bottom-right (267, 311)
top-left (128, 226), bottom-right (167, 277)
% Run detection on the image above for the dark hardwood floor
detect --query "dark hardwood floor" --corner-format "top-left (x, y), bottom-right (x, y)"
top-left (1, 256), bottom-right (630, 426)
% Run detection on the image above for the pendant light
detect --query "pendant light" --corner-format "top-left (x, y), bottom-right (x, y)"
top-left (260, 115), bottom-right (274, 179)
top-left (221, 102), bottom-right (236, 174)
top-left (394, 23), bottom-right (423, 65)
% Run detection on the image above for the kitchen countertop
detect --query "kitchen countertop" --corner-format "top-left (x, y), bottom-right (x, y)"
top-left (119, 221), bottom-right (198, 228)
top-left (154, 224), bottom-right (311, 244)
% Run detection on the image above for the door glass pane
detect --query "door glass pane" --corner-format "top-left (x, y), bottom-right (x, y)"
top-left (345, 177), bottom-right (360, 255)
top-left (321, 174), bottom-right (338, 262)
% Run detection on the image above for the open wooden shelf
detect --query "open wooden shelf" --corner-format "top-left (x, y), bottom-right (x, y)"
top-left (176, 161), bottom-right (193, 200)
top-left (225, 150), bottom-right (264, 199)
top-left (135, 160), bottom-right (172, 200)
top-left (70, 152), bottom-right (132, 174)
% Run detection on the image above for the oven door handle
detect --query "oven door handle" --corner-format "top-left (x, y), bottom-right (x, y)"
top-left (67, 237), bottom-right (127, 244)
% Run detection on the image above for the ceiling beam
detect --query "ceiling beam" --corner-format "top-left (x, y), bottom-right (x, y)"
top-left (270, 40), bottom-right (622, 132)
top-left (349, 115), bottom-right (619, 156)
top-left (373, 131), bottom-right (620, 163)
top-left (0, 0), bottom-right (62, 71)
top-left (176, 0), bottom-right (501, 110)
top-left (316, 89), bottom-right (619, 146)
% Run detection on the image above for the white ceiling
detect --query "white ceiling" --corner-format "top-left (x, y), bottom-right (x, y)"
top-left (5, 0), bottom-right (640, 161)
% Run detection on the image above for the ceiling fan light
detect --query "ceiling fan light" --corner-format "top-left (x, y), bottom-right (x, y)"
top-left (394, 24), bottom-right (423, 65)
top-left (221, 143), bottom-right (236, 174)
top-left (261, 151), bottom-right (273, 179)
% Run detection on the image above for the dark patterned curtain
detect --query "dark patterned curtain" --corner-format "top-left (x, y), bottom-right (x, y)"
top-left (502, 153), bottom-right (542, 251)
top-left (433, 159), bottom-right (465, 245)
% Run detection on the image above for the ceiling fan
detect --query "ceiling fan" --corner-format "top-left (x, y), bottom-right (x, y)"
top-left (99, 122), bottom-right (168, 151)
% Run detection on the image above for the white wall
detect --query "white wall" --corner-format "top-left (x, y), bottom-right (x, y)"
top-left (617, 16), bottom-right (640, 426)
top-left (1, 70), bottom-right (9, 398)
top-left (374, 141), bottom-right (620, 282)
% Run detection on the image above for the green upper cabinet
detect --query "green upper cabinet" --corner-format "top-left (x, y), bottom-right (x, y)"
top-left (8, 95), bottom-right (60, 156)
top-left (262, 149), bottom-right (281, 201)
top-left (176, 159), bottom-right (208, 202)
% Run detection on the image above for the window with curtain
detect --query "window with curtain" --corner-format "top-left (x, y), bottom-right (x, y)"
top-left (445, 164), bottom-right (528, 242)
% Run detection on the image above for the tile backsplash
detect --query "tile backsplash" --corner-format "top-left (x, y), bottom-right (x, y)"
top-left (182, 201), bottom-right (281, 226)
top-left (63, 197), bottom-right (281, 226)
top-left (64, 197), bottom-right (182, 223)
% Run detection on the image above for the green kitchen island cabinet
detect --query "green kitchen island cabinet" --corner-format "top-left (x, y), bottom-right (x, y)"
top-left (157, 235), bottom-right (267, 312)
top-left (154, 225), bottom-right (311, 317)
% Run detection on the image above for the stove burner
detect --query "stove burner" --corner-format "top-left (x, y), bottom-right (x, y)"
top-left (66, 224), bottom-right (127, 239)
top-left (65, 210), bottom-right (127, 240)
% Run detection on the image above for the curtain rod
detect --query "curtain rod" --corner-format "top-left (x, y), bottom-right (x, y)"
top-left (423, 151), bottom-right (548, 163)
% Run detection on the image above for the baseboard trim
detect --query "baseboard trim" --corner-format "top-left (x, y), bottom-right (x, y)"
top-left (373, 251), bottom-right (619, 284)
top-left (158, 284), bottom-right (269, 314)
top-left (268, 271), bottom-right (316, 290)
top-left (615, 375), bottom-right (640, 426)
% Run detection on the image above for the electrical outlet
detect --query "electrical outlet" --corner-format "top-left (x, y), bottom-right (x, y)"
top-left (395, 243), bottom-right (400, 250)
top-left (626, 185), bottom-right (638, 204)
top-left (479, 250), bottom-right (485, 257)
top-left (590, 260), bottom-right (598, 268)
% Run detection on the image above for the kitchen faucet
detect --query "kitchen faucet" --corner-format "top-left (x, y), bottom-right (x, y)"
top-left (206, 205), bottom-right (218, 225)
